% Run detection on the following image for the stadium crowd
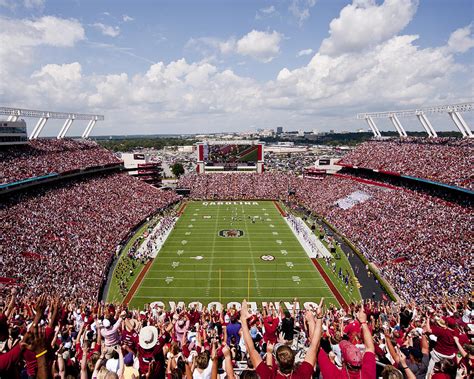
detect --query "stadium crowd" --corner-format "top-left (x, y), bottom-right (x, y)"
top-left (1, 173), bottom-right (180, 302)
top-left (0, 139), bottom-right (120, 184)
top-left (338, 138), bottom-right (474, 190)
top-left (178, 173), bottom-right (472, 305)
top-left (0, 290), bottom-right (473, 379)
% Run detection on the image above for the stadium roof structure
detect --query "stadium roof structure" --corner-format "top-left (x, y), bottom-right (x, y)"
top-left (357, 102), bottom-right (473, 138)
top-left (0, 106), bottom-right (104, 140)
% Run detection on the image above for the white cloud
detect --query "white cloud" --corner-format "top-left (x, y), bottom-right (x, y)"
top-left (122, 14), bottom-right (134, 22)
top-left (446, 24), bottom-right (474, 53)
top-left (256, 5), bottom-right (277, 19)
top-left (0, 0), bottom-right (44, 10)
top-left (186, 30), bottom-right (283, 62)
top-left (289, 0), bottom-right (317, 26)
top-left (28, 62), bottom-right (86, 105)
top-left (93, 22), bottom-right (120, 37)
top-left (0, 15), bottom-right (84, 78)
top-left (236, 30), bottom-right (283, 63)
top-left (0, 7), bottom-right (473, 135)
top-left (297, 48), bottom-right (313, 57)
top-left (320, 0), bottom-right (418, 56)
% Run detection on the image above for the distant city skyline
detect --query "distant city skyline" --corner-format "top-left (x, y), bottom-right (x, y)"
top-left (0, 0), bottom-right (473, 136)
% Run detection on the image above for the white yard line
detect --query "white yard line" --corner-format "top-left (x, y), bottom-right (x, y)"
top-left (205, 205), bottom-right (220, 296)
top-left (241, 204), bottom-right (262, 298)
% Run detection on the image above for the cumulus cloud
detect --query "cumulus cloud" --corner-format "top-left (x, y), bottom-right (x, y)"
top-left (1, 6), bottom-right (473, 135)
top-left (93, 22), bottom-right (120, 37)
top-left (289, 0), bottom-right (317, 26)
top-left (187, 30), bottom-right (282, 63)
top-left (0, 15), bottom-right (84, 78)
top-left (236, 30), bottom-right (283, 62)
top-left (297, 48), bottom-right (313, 57)
top-left (320, 0), bottom-right (418, 56)
top-left (446, 24), bottom-right (474, 53)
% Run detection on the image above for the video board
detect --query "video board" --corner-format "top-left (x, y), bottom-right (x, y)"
top-left (202, 144), bottom-right (259, 164)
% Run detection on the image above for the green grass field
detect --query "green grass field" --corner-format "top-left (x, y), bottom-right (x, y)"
top-left (127, 200), bottom-right (361, 308)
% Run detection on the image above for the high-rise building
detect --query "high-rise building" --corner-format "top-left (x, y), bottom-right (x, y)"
top-left (276, 126), bottom-right (283, 135)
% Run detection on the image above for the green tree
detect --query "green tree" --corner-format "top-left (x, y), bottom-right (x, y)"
top-left (171, 162), bottom-right (185, 178)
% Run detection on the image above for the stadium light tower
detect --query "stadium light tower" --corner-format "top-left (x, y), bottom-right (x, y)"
top-left (0, 106), bottom-right (104, 139)
top-left (357, 102), bottom-right (473, 137)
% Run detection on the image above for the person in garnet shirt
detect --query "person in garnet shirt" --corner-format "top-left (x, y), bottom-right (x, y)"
top-left (241, 298), bottom-right (323, 379)
top-left (425, 317), bottom-right (458, 376)
top-left (317, 307), bottom-right (376, 379)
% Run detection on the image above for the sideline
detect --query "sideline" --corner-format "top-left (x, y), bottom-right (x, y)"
top-left (273, 201), bottom-right (286, 216)
top-left (122, 259), bottom-right (154, 305)
top-left (311, 258), bottom-right (349, 309)
top-left (177, 202), bottom-right (187, 215)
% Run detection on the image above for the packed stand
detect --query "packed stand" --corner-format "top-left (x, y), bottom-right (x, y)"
top-left (0, 172), bottom-right (180, 302)
top-left (338, 138), bottom-right (474, 190)
top-left (177, 173), bottom-right (297, 201)
top-left (0, 139), bottom-right (121, 185)
top-left (177, 173), bottom-right (472, 304)
top-left (0, 290), bottom-right (473, 379)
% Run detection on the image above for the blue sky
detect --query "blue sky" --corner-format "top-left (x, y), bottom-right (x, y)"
top-left (0, 0), bottom-right (473, 136)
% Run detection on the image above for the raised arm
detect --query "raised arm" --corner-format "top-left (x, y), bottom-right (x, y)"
top-left (398, 348), bottom-right (416, 379)
top-left (240, 299), bottom-right (262, 368)
top-left (357, 307), bottom-right (374, 353)
top-left (222, 344), bottom-right (236, 379)
top-left (383, 328), bottom-right (400, 365)
top-left (304, 298), bottom-right (324, 367)
top-left (80, 345), bottom-right (89, 379)
top-left (4, 288), bottom-right (17, 319)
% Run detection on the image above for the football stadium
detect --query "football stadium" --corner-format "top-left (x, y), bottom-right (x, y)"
top-left (1, 1), bottom-right (473, 379)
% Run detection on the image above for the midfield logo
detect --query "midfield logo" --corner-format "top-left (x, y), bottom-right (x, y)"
top-left (219, 229), bottom-right (244, 238)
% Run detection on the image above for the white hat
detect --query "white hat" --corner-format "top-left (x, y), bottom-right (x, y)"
top-left (103, 319), bottom-right (111, 328)
top-left (139, 326), bottom-right (158, 349)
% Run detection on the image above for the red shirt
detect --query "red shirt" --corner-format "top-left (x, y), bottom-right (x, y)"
top-left (137, 332), bottom-right (170, 376)
top-left (0, 344), bottom-right (22, 374)
top-left (121, 329), bottom-right (139, 350)
top-left (317, 349), bottom-right (376, 379)
top-left (431, 325), bottom-right (457, 356)
top-left (256, 360), bottom-right (314, 379)
top-left (75, 342), bottom-right (100, 362)
top-left (263, 317), bottom-right (279, 343)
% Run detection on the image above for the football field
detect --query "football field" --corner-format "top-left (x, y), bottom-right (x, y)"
top-left (129, 201), bottom-right (344, 308)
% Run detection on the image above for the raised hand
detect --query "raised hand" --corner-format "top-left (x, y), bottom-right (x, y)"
top-left (21, 325), bottom-right (47, 354)
top-left (357, 307), bottom-right (368, 324)
top-left (240, 299), bottom-right (251, 321)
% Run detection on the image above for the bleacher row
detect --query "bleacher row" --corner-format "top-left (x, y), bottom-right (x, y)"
top-left (1, 172), bottom-right (180, 301)
top-left (338, 137), bottom-right (474, 190)
top-left (0, 139), bottom-right (120, 185)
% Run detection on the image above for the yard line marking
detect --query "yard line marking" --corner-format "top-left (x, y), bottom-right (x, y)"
top-left (205, 204), bottom-right (219, 296)
top-left (242, 203), bottom-right (262, 298)
top-left (139, 286), bottom-right (330, 289)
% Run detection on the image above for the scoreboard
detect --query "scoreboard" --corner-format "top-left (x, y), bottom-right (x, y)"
top-left (196, 141), bottom-right (264, 173)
